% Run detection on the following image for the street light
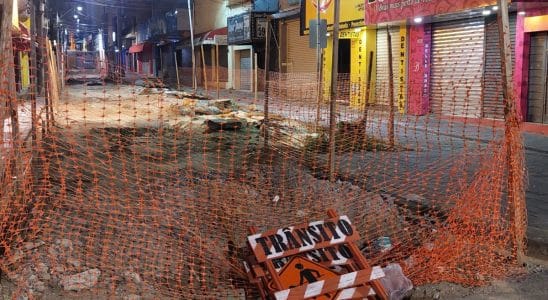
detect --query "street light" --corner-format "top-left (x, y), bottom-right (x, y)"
top-left (77, 6), bottom-right (83, 11)
top-left (74, 14), bottom-right (78, 19)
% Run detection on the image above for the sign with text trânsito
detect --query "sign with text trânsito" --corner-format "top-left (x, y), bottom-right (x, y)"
top-left (247, 215), bottom-right (359, 263)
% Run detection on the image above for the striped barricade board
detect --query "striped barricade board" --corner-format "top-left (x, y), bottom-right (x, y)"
top-left (244, 210), bottom-right (389, 300)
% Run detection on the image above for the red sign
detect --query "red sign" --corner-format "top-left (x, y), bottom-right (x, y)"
top-left (365, 0), bottom-right (497, 25)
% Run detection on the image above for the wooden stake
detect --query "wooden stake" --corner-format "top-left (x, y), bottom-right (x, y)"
top-left (497, 0), bottom-right (525, 264)
top-left (254, 52), bottom-right (258, 102)
top-left (387, 27), bottom-right (395, 148)
top-left (328, 0), bottom-right (341, 182)
top-left (315, 0), bottom-right (323, 130)
top-left (30, 0), bottom-right (37, 144)
top-left (263, 17), bottom-right (271, 147)
top-left (362, 50), bottom-right (374, 127)
top-left (174, 51), bottom-right (180, 90)
top-left (187, 0), bottom-right (196, 91)
top-left (216, 44), bottom-right (220, 99)
top-left (200, 45), bottom-right (208, 94)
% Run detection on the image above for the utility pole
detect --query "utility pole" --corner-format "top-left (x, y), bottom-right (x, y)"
top-left (496, 0), bottom-right (526, 264)
top-left (328, 0), bottom-right (340, 182)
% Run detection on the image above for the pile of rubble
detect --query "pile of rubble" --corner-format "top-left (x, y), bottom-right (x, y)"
top-left (5, 238), bottom-right (159, 299)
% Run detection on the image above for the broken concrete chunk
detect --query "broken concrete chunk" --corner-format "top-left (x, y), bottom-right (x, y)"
top-left (23, 240), bottom-right (45, 251)
top-left (60, 268), bottom-right (101, 291)
top-left (210, 99), bottom-right (236, 110)
top-left (206, 119), bottom-right (243, 131)
top-left (195, 106), bottom-right (221, 115)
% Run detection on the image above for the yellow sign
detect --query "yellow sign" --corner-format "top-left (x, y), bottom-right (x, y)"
top-left (304, 0), bottom-right (365, 32)
top-left (398, 26), bottom-right (407, 114)
top-left (339, 31), bottom-right (360, 39)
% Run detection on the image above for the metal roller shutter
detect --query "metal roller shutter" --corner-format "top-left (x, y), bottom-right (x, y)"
top-left (430, 19), bottom-right (485, 117)
top-left (482, 14), bottom-right (517, 119)
top-left (527, 32), bottom-right (548, 124)
top-left (240, 50), bottom-right (252, 90)
top-left (285, 20), bottom-right (316, 73)
top-left (376, 27), bottom-right (400, 106)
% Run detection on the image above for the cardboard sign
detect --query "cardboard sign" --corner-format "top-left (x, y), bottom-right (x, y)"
top-left (247, 215), bottom-right (359, 262)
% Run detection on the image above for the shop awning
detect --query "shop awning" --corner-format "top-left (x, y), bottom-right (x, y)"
top-left (128, 43), bottom-right (152, 53)
top-left (12, 21), bottom-right (30, 52)
top-left (271, 8), bottom-right (300, 20)
top-left (198, 27), bottom-right (228, 46)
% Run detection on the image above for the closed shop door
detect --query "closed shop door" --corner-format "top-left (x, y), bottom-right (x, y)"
top-left (527, 32), bottom-right (548, 124)
top-left (376, 27), bottom-right (400, 107)
top-left (483, 14), bottom-right (517, 119)
top-left (240, 50), bottom-right (252, 91)
top-left (285, 19), bottom-right (316, 73)
top-left (430, 19), bottom-right (485, 117)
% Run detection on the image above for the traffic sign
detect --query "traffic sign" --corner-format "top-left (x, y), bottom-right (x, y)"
top-left (278, 256), bottom-right (339, 299)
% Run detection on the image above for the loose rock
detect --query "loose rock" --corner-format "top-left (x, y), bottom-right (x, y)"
top-left (123, 271), bottom-right (142, 285)
top-left (67, 257), bottom-right (81, 268)
top-left (206, 119), bottom-right (243, 131)
top-left (60, 268), bottom-right (101, 291)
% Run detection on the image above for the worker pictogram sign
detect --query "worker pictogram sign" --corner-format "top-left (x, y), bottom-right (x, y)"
top-left (279, 256), bottom-right (339, 288)
top-left (278, 256), bottom-right (339, 299)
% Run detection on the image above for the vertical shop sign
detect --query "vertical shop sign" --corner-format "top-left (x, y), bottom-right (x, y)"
top-left (398, 26), bottom-right (407, 113)
top-left (407, 24), bottom-right (431, 115)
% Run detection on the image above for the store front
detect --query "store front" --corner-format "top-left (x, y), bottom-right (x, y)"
top-left (302, 0), bottom-right (375, 108)
top-left (513, 3), bottom-right (548, 123)
top-left (227, 12), bottom-right (268, 91)
top-left (128, 42), bottom-right (153, 76)
top-left (365, 0), bottom-right (521, 118)
top-left (375, 26), bottom-right (405, 111)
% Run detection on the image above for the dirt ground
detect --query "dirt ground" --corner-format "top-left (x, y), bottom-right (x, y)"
top-left (410, 258), bottom-right (548, 299)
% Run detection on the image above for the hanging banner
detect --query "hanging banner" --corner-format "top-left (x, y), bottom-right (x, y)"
top-left (302, 0), bottom-right (365, 33)
top-left (365, 0), bottom-right (497, 25)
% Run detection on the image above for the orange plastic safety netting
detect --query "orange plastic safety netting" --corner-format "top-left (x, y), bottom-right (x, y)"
top-left (0, 32), bottom-right (526, 299)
